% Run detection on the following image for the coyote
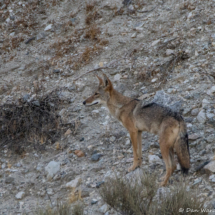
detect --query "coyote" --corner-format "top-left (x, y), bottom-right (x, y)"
top-left (83, 74), bottom-right (190, 186)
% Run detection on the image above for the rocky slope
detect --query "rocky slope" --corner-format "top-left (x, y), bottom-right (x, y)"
top-left (0, 0), bottom-right (215, 214)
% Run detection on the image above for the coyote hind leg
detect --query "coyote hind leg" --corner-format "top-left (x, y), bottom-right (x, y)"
top-left (137, 131), bottom-right (142, 166)
top-left (159, 120), bottom-right (178, 186)
top-left (159, 138), bottom-right (176, 186)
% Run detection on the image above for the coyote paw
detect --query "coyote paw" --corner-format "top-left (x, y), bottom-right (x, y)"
top-left (159, 181), bottom-right (167, 187)
top-left (128, 163), bottom-right (139, 172)
top-left (160, 175), bottom-right (166, 181)
top-left (138, 158), bottom-right (142, 166)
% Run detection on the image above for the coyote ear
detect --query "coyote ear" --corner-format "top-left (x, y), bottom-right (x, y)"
top-left (95, 75), bottom-right (104, 86)
top-left (103, 73), bottom-right (113, 91)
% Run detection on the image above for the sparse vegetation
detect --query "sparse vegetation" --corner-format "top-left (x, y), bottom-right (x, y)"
top-left (100, 173), bottom-right (207, 215)
top-left (86, 1), bottom-right (96, 13)
top-left (85, 25), bottom-right (101, 40)
top-left (152, 183), bottom-right (206, 215)
top-left (68, 44), bottom-right (102, 70)
top-left (0, 90), bottom-right (62, 150)
top-left (71, 202), bottom-right (84, 215)
top-left (69, 188), bottom-right (82, 203)
top-left (100, 173), bottom-right (158, 215)
top-left (51, 37), bottom-right (75, 57)
top-left (85, 10), bottom-right (102, 25)
top-left (34, 201), bottom-right (84, 215)
top-left (35, 202), bottom-right (72, 215)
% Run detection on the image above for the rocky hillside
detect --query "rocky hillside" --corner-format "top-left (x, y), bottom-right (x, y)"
top-left (0, 0), bottom-right (215, 214)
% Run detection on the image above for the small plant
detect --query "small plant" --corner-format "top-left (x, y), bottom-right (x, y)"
top-left (100, 173), bottom-right (207, 215)
top-left (86, 1), bottom-right (95, 13)
top-left (98, 39), bottom-right (109, 46)
top-left (70, 44), bottom-right (101, 70)
top-left (71, 202), bottom-right (84, 215)
top-left (69, 188), bottom-right (82, 203)
top-left (100, 173), bottom-right (158, 215)
top-left (0, 90), bottom-right (63, 150)
top-left (85, 25), bottom-right (101, 40)
top-left (85, 10), bottom-right (101, 25)
top-left (35, 202), bottom-right (72, 215)
top-left (151, 183), bottom-right (206, 215)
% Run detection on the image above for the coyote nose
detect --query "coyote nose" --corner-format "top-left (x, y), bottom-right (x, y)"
top-left (83, 101), bottom-right (86, 105)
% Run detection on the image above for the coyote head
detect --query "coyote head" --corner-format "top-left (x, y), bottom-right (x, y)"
top-left (83, 74), bottom-right (113, 106)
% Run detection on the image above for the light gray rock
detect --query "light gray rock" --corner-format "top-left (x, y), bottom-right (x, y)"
top-left (152, 90), bottom-right (183, 112)
top-left (5, 177), bottom-right (14, 184)
top-left (45, 161), bottom-right (60, 180)
top-left (36, 32), bottom-right (46, 40)
top-left (114, 74), bottom-right (121, 81)
top-left (148, 155), bottom-right (162, 165)
top-left (202, 99), bottom-right (210, 108)
top-left (110, 136), bottom-right (116, 142)
top-left (191, 108), bottom-right (199, 116)
top-left (209, 174), bottom-right (215, 181)
top-left (99, 204), bottom-right (109, 214)
top-left (36, 163), bottom-right (43, 172)
top-left (32, 100), bottom-right (40, 106)
top-left (125, 138), bottom-right (130, 145)
top-left (152, 39), bottom-right (160, 46)
top-left (192, 177), bottom-right (202, 185)
top-left (166, 49), bottom-right (175, 55)
top-left (44, 24), bottom-right (52, 31)
top-left (23, 94), bottom-right (30, 102)
top-left (204, 161), bottom-right (215, 173)
top-left (57, 91), bottom-right (72, 101)
top-left (15, 191), bottom-right (25, 200)
top-left (207, 86), bottom-right (215, 95)
top-left (206, 135), bottom-right (215, 143)
top-left (131, 33), bottom-right (137, 38)
top-left (91, 199), bottom-right (98, 205)
top-left (47, 188), bottom-right (54, 195)
top-left (104, 170), bottom-right (119, 181)
top-left (197, 110), bottom-right (206, 123)
top-left (151, 78), bottom-right (158, 83)
top-left (206, 112), bottom-right (215, 119)
top-left (66, 177), bottom-right (82, 188)
top-left (156, 187), bottom-right (171, 202)
top-left (188, 133), bottom-right (201, 140)
top-left (91, 154), bottom-right (103, 161)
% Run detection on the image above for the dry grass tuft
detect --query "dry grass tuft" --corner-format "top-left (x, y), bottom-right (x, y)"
top-left (133, 0), bottom-right (146, 10)
top-left (98, 39), bottom-right (109, 46)
top-left (71, 202), bottom-right (84, 215)
top-left (2, 36), bottom-right (25, 52)
top-left (69, 188), bottom-right (82, 203)
top-left (100, 173), bottom-right (158, 215)
top-left (51, 37), bottom-right (75, 57)
top-left (100, 173), bottom-right (207, 215)
top-left (0, 90), bottom-right (64, 150)
top-left (69, 44), bottom-right (101, 70)
top-left (85, 25), bottom-right (101, 40)
top-left (137, 69), bottom-right (148, 81)
top-left (114, 7), bottom-right (125, 16)
top-left (86, 1), bottom-right (96, 13)
top-left (152, 183), bottom-right (206, 215)
top-left (35, 202), bottom-right (72, 215)
top-left (85, 10), bottom-right (101, 25)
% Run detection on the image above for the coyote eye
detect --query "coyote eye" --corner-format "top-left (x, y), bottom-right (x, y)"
top-left (95, 93), bottom-right (99, 95)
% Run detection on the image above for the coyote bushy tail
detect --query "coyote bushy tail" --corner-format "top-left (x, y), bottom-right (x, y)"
top-left (175, 120), bottom-right (190, 174)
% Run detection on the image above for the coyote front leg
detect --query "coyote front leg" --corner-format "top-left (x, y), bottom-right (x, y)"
top-left (128, 131), bottom-right (139, 172)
